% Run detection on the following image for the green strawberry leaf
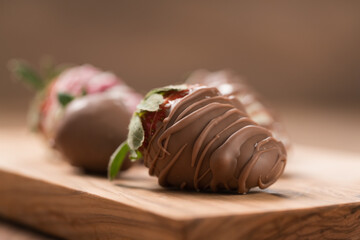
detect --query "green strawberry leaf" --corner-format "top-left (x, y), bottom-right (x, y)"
top-left (137, 93), bottom-right (164, 112)
top-left (108, 142), bottom-right (143, 180)
top-left (58, 92), bottom-right (75, 107)
top-left (128, 114), bottom-right (145, 151)
top-left (126, 84), bottom-right (187, 153)
top-left (144, 84), bottom-right (187, 99)
top-left (108, 141), bottom-right (130, 180)
top-left (8, 59), bottom-right (45, 90)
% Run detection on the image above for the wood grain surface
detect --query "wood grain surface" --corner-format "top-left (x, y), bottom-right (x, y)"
top-left (0, 127), bottom-right (360, 240)
top-left (0, 218), bottom-right (56, 240)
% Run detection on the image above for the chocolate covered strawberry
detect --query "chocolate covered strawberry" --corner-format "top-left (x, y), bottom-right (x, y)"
top-left (109, 84), bottom-right (287, 193)
top-left (10, 60), bottom-right (142, 172)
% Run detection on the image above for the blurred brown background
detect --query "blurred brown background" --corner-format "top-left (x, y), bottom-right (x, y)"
top-left (1, 0), bottom-right (360, 152)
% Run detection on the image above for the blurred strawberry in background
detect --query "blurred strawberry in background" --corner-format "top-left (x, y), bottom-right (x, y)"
top-left (9, 59), bottom-right (142, 172)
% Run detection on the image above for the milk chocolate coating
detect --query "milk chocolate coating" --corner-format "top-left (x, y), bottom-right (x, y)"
top-left (54, 93), bottom-right (132, 172)
top-left (187, 70), bottom-right (290, 149)
top-left (143, 87), bottom-right (286, 193)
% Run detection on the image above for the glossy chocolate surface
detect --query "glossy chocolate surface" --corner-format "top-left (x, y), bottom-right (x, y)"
top-left (54, 92), bottom-right (132, 172)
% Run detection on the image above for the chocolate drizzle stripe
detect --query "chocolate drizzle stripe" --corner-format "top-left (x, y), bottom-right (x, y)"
top-left (146, 125), bottom-right (166, 176)
top-left (163, 87), bottom-right (218, 127)
top-left (191, 108), bottom-right (240, 167)
top-left (158, 143), bottom-right (187, 186)
top-left (157, 103), bottom-right (235, 153)
top-left (238, 145), bottom-right (285, 193)
top-left (258, 155), bottom-right (286, 188)
top-left (191, 109), bottom-right (252, 167)
top-left (208, 126), bottom-right (269, 191)
top-left (193, 134), bottom-right (219, 189)
top-left (175, 96), bottom-right (247, 123)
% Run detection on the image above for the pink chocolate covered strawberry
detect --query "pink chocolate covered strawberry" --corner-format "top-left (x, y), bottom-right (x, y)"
top-left (10, 60), bottom-right (142, 172)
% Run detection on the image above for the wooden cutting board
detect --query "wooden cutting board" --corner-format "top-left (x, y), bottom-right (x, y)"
top-left (0, 127), bottom-right (360, 240)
